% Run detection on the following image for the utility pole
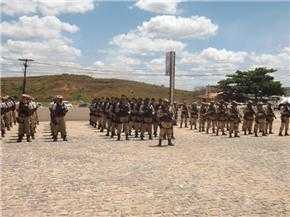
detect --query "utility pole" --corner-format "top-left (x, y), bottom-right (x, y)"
top-left (18, 58), bottom-right (34, 94)
top-left (166, 51), bottom-right (175, 105)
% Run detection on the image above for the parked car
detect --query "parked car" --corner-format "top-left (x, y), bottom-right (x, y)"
top-left (63, 101), bottom-right (73, 109)
top-left (79, 101), bottom-right (88, 107)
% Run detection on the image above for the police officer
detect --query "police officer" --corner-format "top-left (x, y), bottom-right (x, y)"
top-left (140, 98), bottom-right (155, 140)
top-left (180, 102), bottom-right (189, 128)
top-left (265, 102), bottom-right (276, 134)
top-left (51, 95), bottom-right (68, 141)
top-left (199, 102), bottom-right (207, 132)
top-left (17, 94), bottom-right (32, 142)
top-left (206, 101), bottom-right (217, 134)
top-left (216, 101), bottom-right (227, 136)
top-left (254, 102), bottom-right (267, 137)
top-left (115, 95), bottom-right (130, 140)
top-left (189, 102), bottom-right (198, 130)
top-left (228, 101), bottom-right (241, 138)
top-left (279, 104), bottom-right (290, 136)
top-left (242, 101), bottom-right (255, 135)
top-left (158, 99), bottom-right (174, 146)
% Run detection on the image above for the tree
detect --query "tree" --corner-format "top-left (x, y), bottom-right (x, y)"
top-left (218, 67), bottom-right (284, 100)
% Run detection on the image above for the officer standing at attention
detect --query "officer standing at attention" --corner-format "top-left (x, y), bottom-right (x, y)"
top-left (115, 95), bottom-right (131, 141)
top-left (17, 94), bottom-right (33, 142)
top-left (140, 98), bottom-right (155, 140)
top-left (242, 101), bottom-right (255, 135)
top-left (265, 102), bottom-right (276, 134)
top-left (228, 101), bottom-right (241, 138)
top-left (279, 103), bottom-right (290, 136)
top-left (51, 95), bottom-right (68, 141)
top-left (254, 102), bottom-right (267, 137)
top-left (158, 99), bottom-right (174, 146)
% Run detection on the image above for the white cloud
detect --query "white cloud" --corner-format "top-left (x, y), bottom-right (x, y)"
top-left (1, 15), bottom-right (79, 39)
top-left (135, 0), bottom-right (179, 14)
top-left (137, 15), bottom-right (218, 39)
top-left (199, 47), bottom-right (247, 63)
top-left (111, 31), bottom-right (186, 53)
top-left (1, 0), bottom-right (96, 16)
top-left (2, 39), bottom-right (81, 62)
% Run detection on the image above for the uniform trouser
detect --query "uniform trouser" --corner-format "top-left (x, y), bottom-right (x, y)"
top-left (18, 117), bottom-right (31, 137)
top-left (229, 121), bottom-right (239, 135)
top-left (3, 113), bottom-right (10, 130)
top-left (242, 119), bottom-right (254, 133)
top-left (91, 114), bottom-right (96, 125)
top-left (190, 117), bottom-right (197, 129)
top-left (101, 115), bottom-right (107, 129)
top-left (30, 118), bottom-right (37, 135)
top-left (254, 120), bottom-right (266, 135)
top-left (141, 122), bottom-right (153, 135)
top-left (110, 121), bottom-right (117, 135)
top-left (266, 119), bottom-right (274, 133)
top-left (206, 119), bottom-right (216, 133)
top-left (180, 116), bottom-right (187, 127)
top-left (279, 118), bottom-right (289, 134)
top-left (216, 120), bottom-right (226, 134)
top-left (199, 118), bottom-right (206, 131)
top-left (159, 127), bottom-right (173, 140)
top-left (1, 116), bottom-right (5, 135)
top-left (153, 122), bottom-right (158, 134)
top-left (52, 117), bottom-right (66, 138)
top-left (134, 122), bottom-right (141, 132)
top-left (117, 122), bottom-right (128, 135)
top-left (9, 111), bottom-right (13, 127)
top-left (12, 110), bottom-right (17, 124)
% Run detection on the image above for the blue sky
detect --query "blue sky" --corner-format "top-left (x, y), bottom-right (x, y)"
top-left (1, 1), bottom-right (289, 90)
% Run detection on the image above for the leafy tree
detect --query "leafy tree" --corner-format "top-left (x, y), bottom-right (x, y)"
top-left (218, 67), bottom-right (284, 100)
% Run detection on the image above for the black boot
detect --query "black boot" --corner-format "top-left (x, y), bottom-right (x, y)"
top-left (17, 136), bottom-right (23, 142)
top-left (168, 139), bottom-right (174, 146)
top-left (140, 133), bottom-right (144, 140)
top-left (135, 131), bottom-right (138, 138)
top-left (158, 139), bottom-right (162, 146)
top-left (63, 136), bottom-right (67, 141)
top-left (149, 134), bottom-right (152, 140)
top-left (27, 136), bottom-right (32, 142)
top-left (117, 134), bottom-right (121, 141)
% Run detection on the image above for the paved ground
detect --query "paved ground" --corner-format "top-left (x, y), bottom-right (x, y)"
top-left (1, 121), bottom-right (290, 217)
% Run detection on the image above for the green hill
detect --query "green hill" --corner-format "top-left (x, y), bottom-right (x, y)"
top-left (1, 74), bottom-right (197, 103)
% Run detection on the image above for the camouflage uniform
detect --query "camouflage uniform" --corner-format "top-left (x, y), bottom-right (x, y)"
top-left (115, 97), bottom-right (130, 140)
top-left (158, 100), bottom-right (174, 146)
top-left (17, 94), bottom-right (32, 142)
top-left (206, 102), bottom-right (217, 134)
top-left (242, 101), bottom-right (255, 135)
top-left (265, 103), bottom-right (276, 134)
top-left (109, 98), bottom-right (118, 138)
top-left (105, 99), bottom-right (113, 136)
top-left (133, 99), bottom-right (142, 138)
top-left (1, 99), bottom-right (7, 137)
top-left (216, 102), bottom-right (227, 136)
top-left (279, 104), bottom-right (290, 136)
top-left (180, 103), bottom-right (189, 128)
top-left (51, 96), bottom-right (68, 141)
top-left (29, 100), bottom-right (39, 139)
top-left (199, 103), bottom-right (207, 132)
top-left (152, 98), bottom-right (161, 137)
top-left (228, 101), bottom-right (241, 138)
top-left (189, 102), bottom-right (198, 130)
top-left (254, 103), bottom-right (267, 137)
top-left (140, 98), bottom-right (155, 140)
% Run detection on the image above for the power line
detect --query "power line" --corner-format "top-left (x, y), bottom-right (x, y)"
top-left (18, 58), bottom-right (34, 94)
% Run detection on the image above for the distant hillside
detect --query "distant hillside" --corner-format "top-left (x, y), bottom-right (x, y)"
top-left (1, 74), bottom-right (198, 103)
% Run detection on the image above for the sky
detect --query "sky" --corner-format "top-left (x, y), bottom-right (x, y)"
top-left (1, 0), bottom-right (290, 90)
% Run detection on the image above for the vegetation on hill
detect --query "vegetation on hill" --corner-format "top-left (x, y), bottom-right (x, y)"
top-left (1, 74), bottom-right (197, 103)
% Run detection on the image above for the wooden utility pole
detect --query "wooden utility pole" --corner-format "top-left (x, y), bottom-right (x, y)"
top-left (18, 58), bottom-right (34, 94)
top-left (166, 51), bottom-right (175, 105)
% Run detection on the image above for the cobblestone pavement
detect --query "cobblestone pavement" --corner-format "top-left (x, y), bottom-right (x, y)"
top-left (1, 121), bottom-right (290, 217)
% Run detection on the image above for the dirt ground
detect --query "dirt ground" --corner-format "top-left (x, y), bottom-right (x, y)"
top-left (1, 116), bottom-right (289, 217)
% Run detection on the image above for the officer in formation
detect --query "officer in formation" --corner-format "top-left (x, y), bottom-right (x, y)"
top-left (16, 94), bottom-right (40, 142)
top-left (89, 97), bottom-right (175, 146)
top-left (49, 95), bottom-right (68, 141)
top-left (279, 103), bottom-right (290, 136)
top-left (1, 95), bottom-right (17, 137)
top-left (180, 101), bottom-right (189, 128)
top-left (174, 100), bottom-right (289, 138)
